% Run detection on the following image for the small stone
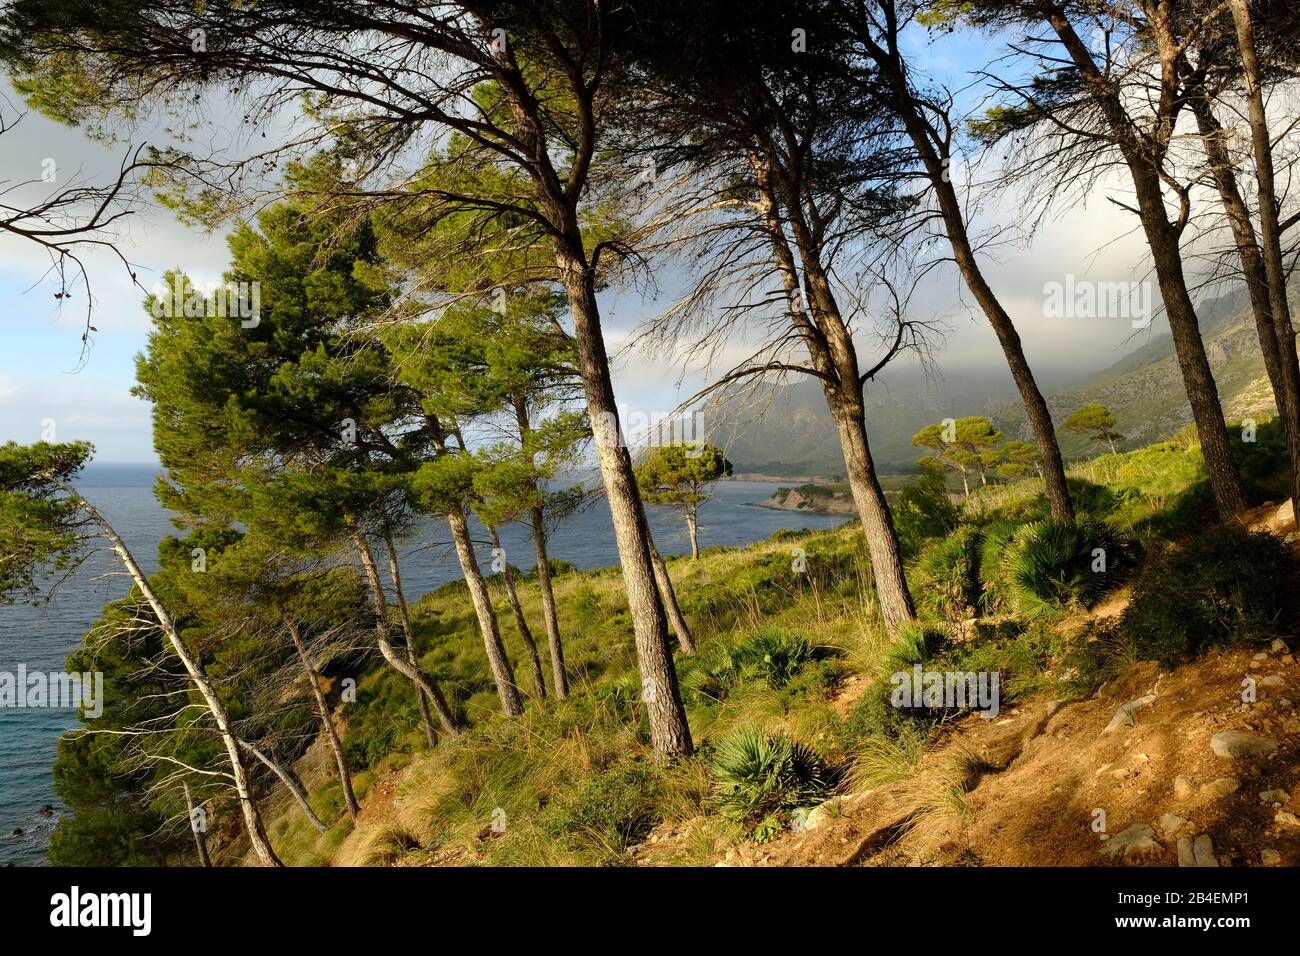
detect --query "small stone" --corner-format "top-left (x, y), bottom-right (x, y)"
top-left (1259, 789), bottom-right (1289, 804)
top-left (1211, 730), bottom-right (1281, 758)
top-left (1261, 675), bottom-right (1285, 688)
top-left (1274, 811), bottom-right (1300, 828)
top-left (1174, 775), bottom-right (1196, 800)
top-left (1200, 777), bottom-right (1241, 799)
top-left (1102, 823), bottom-right (1163, 863)
top-left (1177, 833), bottom-right (1218, 867)
top-left (1159, 813), bottom-right (1193, 839)
top-left (1272, 638), bottom-right (1289, 653)
top-left (1261, 848), bottom-right (1281, 866)
top-left (1253, 652), bottom-right (1270, 661)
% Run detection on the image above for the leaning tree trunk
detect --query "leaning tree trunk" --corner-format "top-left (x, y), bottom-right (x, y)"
top-left (556, 241), bottom-right (693, 758)
top-left (858, 41), bottom-right (1076, 524)
top-left (751, 158), bottom-right (917, 637)
top-left (382, 522), bottom-right (439, 747)
top-left (65, 489), bottom-right (282, 867)
top-left (349, 528), bottom-right (461, 735)
top-left (648, 536), bottom-right (696, 654)
top-left (829, 396), bottom-right (918, 634)
top-left (238, 738), bottom-right (328, 833)
top-left (1046, 11), bottom-right (1248, 521)
top-left (1135, 186), bottom-right (1249, 520)
top-left (1194, 93), bottom-right (1300, 493)
top-left (284, 617), bottom-right (358, 819)
top-left (487, 524), bottom-right (547, 699)
top-left (446, 508), bottom-right (524, 716)
top-left (182, 781), bottom-right (211, 868)
top-left (529, 506), bottom-right (569, 699)
top-left (685, 511), bottom-right (700, 560)
top-left (1230, 0), bottom-right (1300, 515)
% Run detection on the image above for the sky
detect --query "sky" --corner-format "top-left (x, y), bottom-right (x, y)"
top-left (0, 27), bottom-right (1184, 463)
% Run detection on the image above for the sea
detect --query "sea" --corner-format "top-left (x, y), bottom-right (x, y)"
top-left (0, 464), bottom-right (845, 865)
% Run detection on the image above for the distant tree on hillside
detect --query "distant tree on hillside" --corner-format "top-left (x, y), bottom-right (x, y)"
top-left (635, 442), bottom-right (732, 560)
top-left (1066, 404), bottom-right (1123, 455)
top-left (912, 417), bottom-right (1003, 496)
top-left (997, 440), bottom-right (1042, 480)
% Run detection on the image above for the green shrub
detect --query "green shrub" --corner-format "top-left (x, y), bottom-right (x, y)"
top-left (1002, 517), bottom-right (1120, 618)
top-left (548, 764), bottom-right (661, 857)
top-left (684, 628), bottom-right (825, 702)
top-left (570, 583), bottom-right (605, 630)
top-left (878, 620), bottom-right (946, 677)
top-left (1121, 526), bottom-right (1291, 668)
top-left (894, 469), bottom-right (960, 557)
top-left (918, 526), bottom-right (983, 623)
top-left (712, 728), bottom-right (838, 830)
top-left (976, 520), bottom-right (1020, 613)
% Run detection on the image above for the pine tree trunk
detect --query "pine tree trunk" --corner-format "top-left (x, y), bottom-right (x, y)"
top-left (65, 489), bottom-right (283, 867)
top-left (382, 523), bottom-right (438, 747)
top-left (1229, 0), bottom-right (1300, 515)
top-left (1107, 436), bottom-right (1117, 456)
top-left (182, 781), bottom-right (211, 868)
top-left (238, 738), bottom-right (328, 833)
top-left (864, 41), bottom-right (1075, 524)
top-left (1137, 201), bottom-right (1249, 519)
top-left (556, 244), bottom-right (692, 758)
top-left (648, 537), bottom-right (696, 654)
top-left (830, 398), bottom-right (918, 634)
top-left (961, 471), bottom-right (970, 498)
top-left (749, 155), bottom-right (917, 637)
top-left (1047, 11), bottom-right (1248, 521)
top-left (350, 529), bottom-right (461, 735)
top-left (530, 506), bottom-right (569, 699)
top-left (446, 508), bottom-right (524, 716)
top-left (284, 617), bottom-right (358, 819)
top-left (685, 510), bottom-right (700, 560)
top-left (487, 525), bottom-right (547, 699)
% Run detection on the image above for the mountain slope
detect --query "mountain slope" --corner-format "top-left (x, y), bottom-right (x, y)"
top-left (704, 283), bottom-right (1284, 475)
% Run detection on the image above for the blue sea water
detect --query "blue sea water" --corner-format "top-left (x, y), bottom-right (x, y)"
top-left (0, 466), bottom-right (844, 865)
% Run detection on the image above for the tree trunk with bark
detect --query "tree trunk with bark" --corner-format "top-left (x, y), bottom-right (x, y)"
top-left (382, 522), bottom-right (438, 747)
top-left (64, 488), bottom-right (283, 867)
top-left (648, 536), bottom-right (696, 654)
top-left (829, 395), bottom-right (917, 633)
top-left (284, 617), bottom-right (358, 819)
top-left (350, 528), bottom-right (462, 735)
top-left (750, 158), bottom-right (917, 636)
top-left (238, 738), bottom-right (328, 833)
top-left (487, 524), bottom-right (547, 699)
top-left (555, 240), bottom-right (693, 758)
top-left (529, 506), bottom-right (569, 699)
top-left (855, 14), bottom-right (1076, 525)
top-left (446, 508), bottom-right (525, 716)
top-left (182, 781), bottom-right (211, 868)
top-left (1046, 10), bottom-right (1248, 521)
top-left (1228, 0), bottom-right (1300, 514)
top-left (685, 510), bottom-right (700, 560)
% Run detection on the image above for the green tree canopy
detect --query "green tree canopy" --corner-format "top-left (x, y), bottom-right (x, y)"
top-left (634, 442), bottom-right (732, 560)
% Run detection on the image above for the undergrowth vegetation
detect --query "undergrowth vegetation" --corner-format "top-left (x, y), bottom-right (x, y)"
top-left (265, 422), bottom-right (1296, 866)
